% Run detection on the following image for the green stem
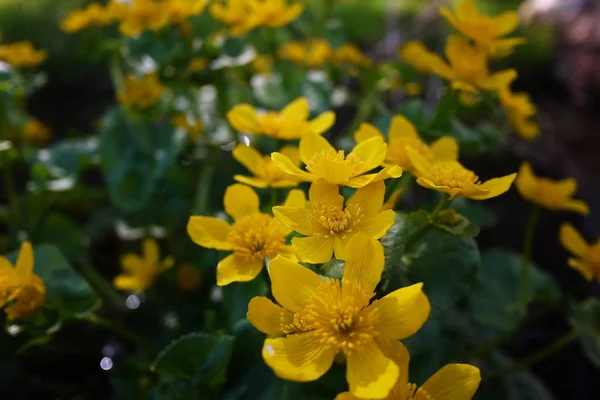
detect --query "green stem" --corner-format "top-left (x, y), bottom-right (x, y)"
top-left (431, 194), bottom-right (451, 218)
top-left (404, 194), bottom-right (451, 250)
top-left (485, 330), bottom-right (577, 379)
top-left (271, 187), bottom-right (280, 207)
top-left (86, 315), bottom-right (158, 354)
top-left (193, 148), bottom-right (218, 215)
top-left (519, 205), bottom-right (539, 308)
top-left (78, 259), bottom-right (127, 311)
top-left (109, 53), bottom-right (125, 94)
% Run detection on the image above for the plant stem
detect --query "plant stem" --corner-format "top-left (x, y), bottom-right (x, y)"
top-left (519, 205), bottom-right (539, 308)
top-left (78, 259), bottom-right (127, 311)
top-left (193, 148), bottom-right (218, 215)
top-left (432, 194), bottom-right (451, 218)
top-left (86, 314), bottom-right (158, 354)
top-left (271, 187), bottom-right (279, 207)
top-left (485, 330), bottom-right (577, 379)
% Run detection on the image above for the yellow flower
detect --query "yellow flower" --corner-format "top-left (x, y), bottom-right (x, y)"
top-left (406, 147), bottom-right (516, 200)
top-left (399, 36), bottom-right (517, 93)
top-left (0, 242), bottom-right (46, 320)
top-left (233, 145), bottom-right (301, 188)
top-left (335, 340), bottom-right (480, 400)
top-left (354, 115), bottom-right (459, 173)
top-left (177, 263), bottom-right (203, 291)
top-left (439, 0), bottom-right (526, 58)
top-left (273, 180), bottom-right (396, 263)
top-left (278, 38), bottom-right (332, 69)
top-left (187, 184), bottom-right (305, 286)
top-left (246, 233), bottom-right (431, 398)
top-left (114, 238), bottom-right (174, 293)
top-left (272, 131), bottom-right (402, 188)
top-left (165, 0), bottom-right (207, 24)
top-left (500, 88), bottom-right (540, 141)
top-left (22, 119), bottom-right (52, 144)
top-left (0, 41), bottom-right (48, 69)
top-left (172, 114), bottom-right (204, 140)
top-left (188, 56), bottom-right (209, 72)
top-left (210, 0), bottom-right (258, 36)
top-left (560, 224), bottom-right (600, 282)
top-left (252, 54), bottom-right (273, 75)
top-left (227, 97), bottom-right (335, 140)
top-left (247, 0), bottom-right (304, 29)
top-left (119, 0), bottom-right (169, 37)
top-left (60, 2), bottom-right (123, 33)
top-left (117, 73), bottom-right (166, 110)
top-left (331, 43), bottom-right (372, 69)
top-left (515, 162), bottom-right (589, 214)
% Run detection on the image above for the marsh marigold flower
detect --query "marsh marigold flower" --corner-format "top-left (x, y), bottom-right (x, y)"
top-left (119, 0), bottom-right (169, 37)
top-left (500, 87), bottom-right (540, 141)
top-left (233, 144), bottom-right (301, 188)
top-left (0, 41), bottom-right (48, 69)
top-left (406, 147), bottom-right (516, 200)
top-left (354, 115), bottom-right (458, 173)
top-left (331, 43), bottom-right (372, 69)
top-left (247, 233), bottom-right (431, 398)
top-left (117, 73), bottom-right (166, 110)
top-left (0, 242), bottom-right (46, 320)
top-left (227, 97), bottom-right (335, 140)
top-left (560, 224), bottom-right (600, 282)
top-left (187, 184), bottom-right (305, 286)
top-left (439, 0), bottom-right (526, 59)
top-left (273, 180), bottom-right (395, 263)
top-left (272, 132), bottom-right (402, 188)
top-left (515, 162), bottom-right (589, 214)
top-left (335, 339), bottom-right (481, 400)
top-left (114, 238), bottom-right (174, 293)
top-left (60, 2), bottom-right (124, 33)
top-left (22, 119), bottom-right (51, 144)
top-left (278, 38), bottom-right (332, 69)
top-left (247, 0), bottom-right (304, 29)
top-left (165, 0), bottom-right (207, 24)
top-left (210, 0), bottom-right (258, 36)
top-left (399, 36), bottom-right (516, 94)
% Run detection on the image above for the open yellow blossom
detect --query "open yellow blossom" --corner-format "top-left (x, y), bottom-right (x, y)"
top-left (560, 224), bottom-right (600, 282)
top-left (210, 0), bottom-right (258, 36)
top-left (273, 180), bottom-right (396, 263)
top-left (165, 0), bottom-right (207, 24)
top-left (172, 114), bottom-right (204, 140)
top-left (114, 238), bottom-right (174, 293)
top-left (335, 340), bottom-right (480, 400)
top-left (331, 43), bottom-right (372, 69)
top-left (22, 119), bottom-right (51, 144)
top-left (119, 0), bottom-right (169, 37)
top-left (0, 242), bottom-right (46, 320)
top-left (60, 2), bottom-right (124, 33)
top-left (272, 132), bottom-right (402, 188)
top-left (354, 115), bottom-right (458, 173)
top-left (278, 38), bottom-right (332, 69)
top-left (247, 233), bottom-right (431, 398)
top-left (439, 0), bottom-right (526, 58)
top-left (117, 73), bottom-right (166, 110)
top-left (407, 147), bottom-right (516, 200)
top-left (500, 88), bottom-right (540, 141)
top-left (515, 162), bottom-right (589, 214)
top-left (399, 36), bottom-right (516, 93)
top-left (227, 97), bottom-right (335, 140)
top-left (0, 41), bottom-right (48, 69)
top-left (187, 184), bottom-right (305, 286)
top-left (247, 0), bottom-right (304, 29)
top-left (233, 145), bottom-right (301, 188)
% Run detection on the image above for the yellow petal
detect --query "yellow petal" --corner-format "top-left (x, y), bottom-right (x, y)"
top-left (308, 111), bottom-right (336, 135)
top-left (342, 233), bottom-right (384, 294)
top-left (354, 122), bottom-right (383, 143)
top-left (493, 11), bottom-right (520, 36)
top-left (420, 364), bottom-right (481, 400)
top-left (480, 69), bottom-right (518, 92)
top-left (378, 339), bottom-right (410, 398)
top-left (262, 333), bottom-right (337, 381)
top-left (489, 37), bottom-right (527, 59)
top-left (281, 97), bottom-right (310, 121)
top-left (282, 189), bottom-right (306, 208)
top-left (271, 152), bottom-right (314, 181)
top-left (272, 179), bottom-right (303, 188)
top-left (347, 181), bottom-right (385, 216)
top-left (451, 80), bottom-right (479, 94)
top-left (309, 179), bottom-right (344, 208)
top-left (113, 274), bottom-right (141, 292)
top-left (346, 339), bottom-right (399, 399)
top-left (227, 104), bottom-right (260, 134)
top-left (388, 115), bottom-right (419, 142)
top-left (120, 254), bottom-right (143, 274)
top-left (299, 132), bottom-right (335, 165)
top-left (269, 255), bottom-right (323, 312)
top-left (217, 253), bottom-right (263, 286)
top-left (374, 282), bottom-right (431, 339)
top-left (142, 238), bottom-right (160, 266)
top-left (224, 183), bottom-right (260, 220)
top-left (430, 136), bottom-right (459, 161)
top-left (161, 256), bottom-right (175, 272)
top-left (559, 224), bottom-right (589, 258)
top-left (247, 296), bottom-right (284, 336)
top-left (555, 177), bottom-right (577, 197)
top-left (353, 210), bottom-right (397, 239)
top-left (456, 0), bottom-right (477, 20)
top-left (438, 6), bottom-right (459, 31)
top-left (273, 207), bottom-right (312, 236)
top-left (346, 165), bottom-right (403, 188)
top-left (187, 216), bottom-right (233, 250)
top-left (0, 256), bottom-right (13, 270)
top-left (562, 199), bottom-right (590, 216)
top-left (280, 3), bottom-right (305, 26)
top-left (234, 175), bottom-right (270, 188)
top-left (232, 145), bottom-right (264, 177)
top-left (348, 136), bottom-right (387, 174)
top-left (468, 173), bottom-right (516, 200)
top-left (280, 145), bottom-right (301, 166)
top-left (405, 147), bottom-right (434, 180)
top-left (292, 235), bottom-right (334, 264)
top-left (15, 241), bottom-right (34, 278)
top-left (333, 235), bottom-right (349, 260)
top-left (568, 258), bottom-right (595, 281)
top-left (334, 393), bottom-right (359, 400)
top-left (515, 162), bottom-right (537, 199)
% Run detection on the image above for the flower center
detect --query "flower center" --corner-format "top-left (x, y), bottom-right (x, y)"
top-left (308, 203), bottom-right (362, 236)
top-left (305, 150), bottom-right (365, 184)
top-left (227, 213), bottom-right (285, 260)
top-left (408, 383), bottom-right (432, 400)
top-left (431, 162), bottom-right (478, 189)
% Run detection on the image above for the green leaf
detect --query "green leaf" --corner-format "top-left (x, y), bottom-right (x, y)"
top-left (396, 99), bottom-right (427, 128)
top-left (152, 332), bottom-right (235, 387)
top-left (34, 136), bottom-right (98, 180)
top-left (435, 209), bottom-right (481, 239)
top-left (222, 276), bottom-right (268, 333)
top-left (569, 298), bottom-right (600, 368)
top-left (301, 78), bottom-right (332, 115)
top-left (36, 213), bottom-right (85, 261)
top-left (450, 197), bottom-right (497, 229)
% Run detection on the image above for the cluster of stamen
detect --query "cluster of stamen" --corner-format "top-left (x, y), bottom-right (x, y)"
top-left (407, 383), bottom-right (432, 400)
top-left (308, 203), bottom-right (362, 236)
top-left (305, 150), bottom-right (365, 180)
top-left (431, 163), bottom-right (478, 189)
top-left (227, 214), bottom-right (285, 260)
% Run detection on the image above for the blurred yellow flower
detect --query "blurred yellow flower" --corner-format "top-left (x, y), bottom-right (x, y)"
top-left (272, 131), bottom-right (402, 188)
top-left (114, 238), bottom-right (174, 293)
top-left (248, 0), bottom-right (304, 29)
top-left (252, 54), bottom-right (273, 75)
top-left (273, 180), bottom-right (395, 262)
top-left (515, 162), bottom-right (589, 214)
top-left (407, 147), bottom-right (516, 200)
top-left (119, 0), bottom-right (169, 37)
top-left (354, 115), bottom-right (458, 173)
top-left (560, 224), bottom-right (600, 282)
top-left (233, 145), bottom-right (302, 188)
top-left (439, 0), bottom-right (526, 58)
top-left (188, 57), bottom-right (209, 72)
top-left (187, 184), bottom-right (305, 286)
top-left (0, 242), bottom-right (46, 320)
top-left (399, 36), bottom-right (516, 93)
top-left (500, 87), bottom-right (540, 141)
top-left (210, 0), bottom-right (258, 36)
top-left (331, 43), bottom-right (372, 69)
top-left (117, 73), bottom-right (166, 110)
top-left (0, 41), bottom-right (48, 69)
top-left (60, 2), bottom-right (123, 33)
top-left (22, 119), bottom-right (52, 144)
top-left (278, 38), bottom-right (332, 69)
top-left (172, 114), bottom-right (204, 140)
top-left (177, 263), bottom-right (203, 291)
top-left (335, 340), bottom-right (481, 400)
top-left (165, 0), bottom-right (207, 24)
top-left (247, 233), bottom-right (430, 398)
top-left (227, 97), bottom-right (335, 139)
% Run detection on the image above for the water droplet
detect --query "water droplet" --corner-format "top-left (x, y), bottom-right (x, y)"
top-left (100, 357), bottom-right (113, 371)
top-left (126, 294), bottom-right (140, 310)
top-left (265, 344), bottom-right (275, 355)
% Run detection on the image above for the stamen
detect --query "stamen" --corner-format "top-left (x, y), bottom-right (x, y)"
top-left (227, 214), bottom-right (285, 260)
